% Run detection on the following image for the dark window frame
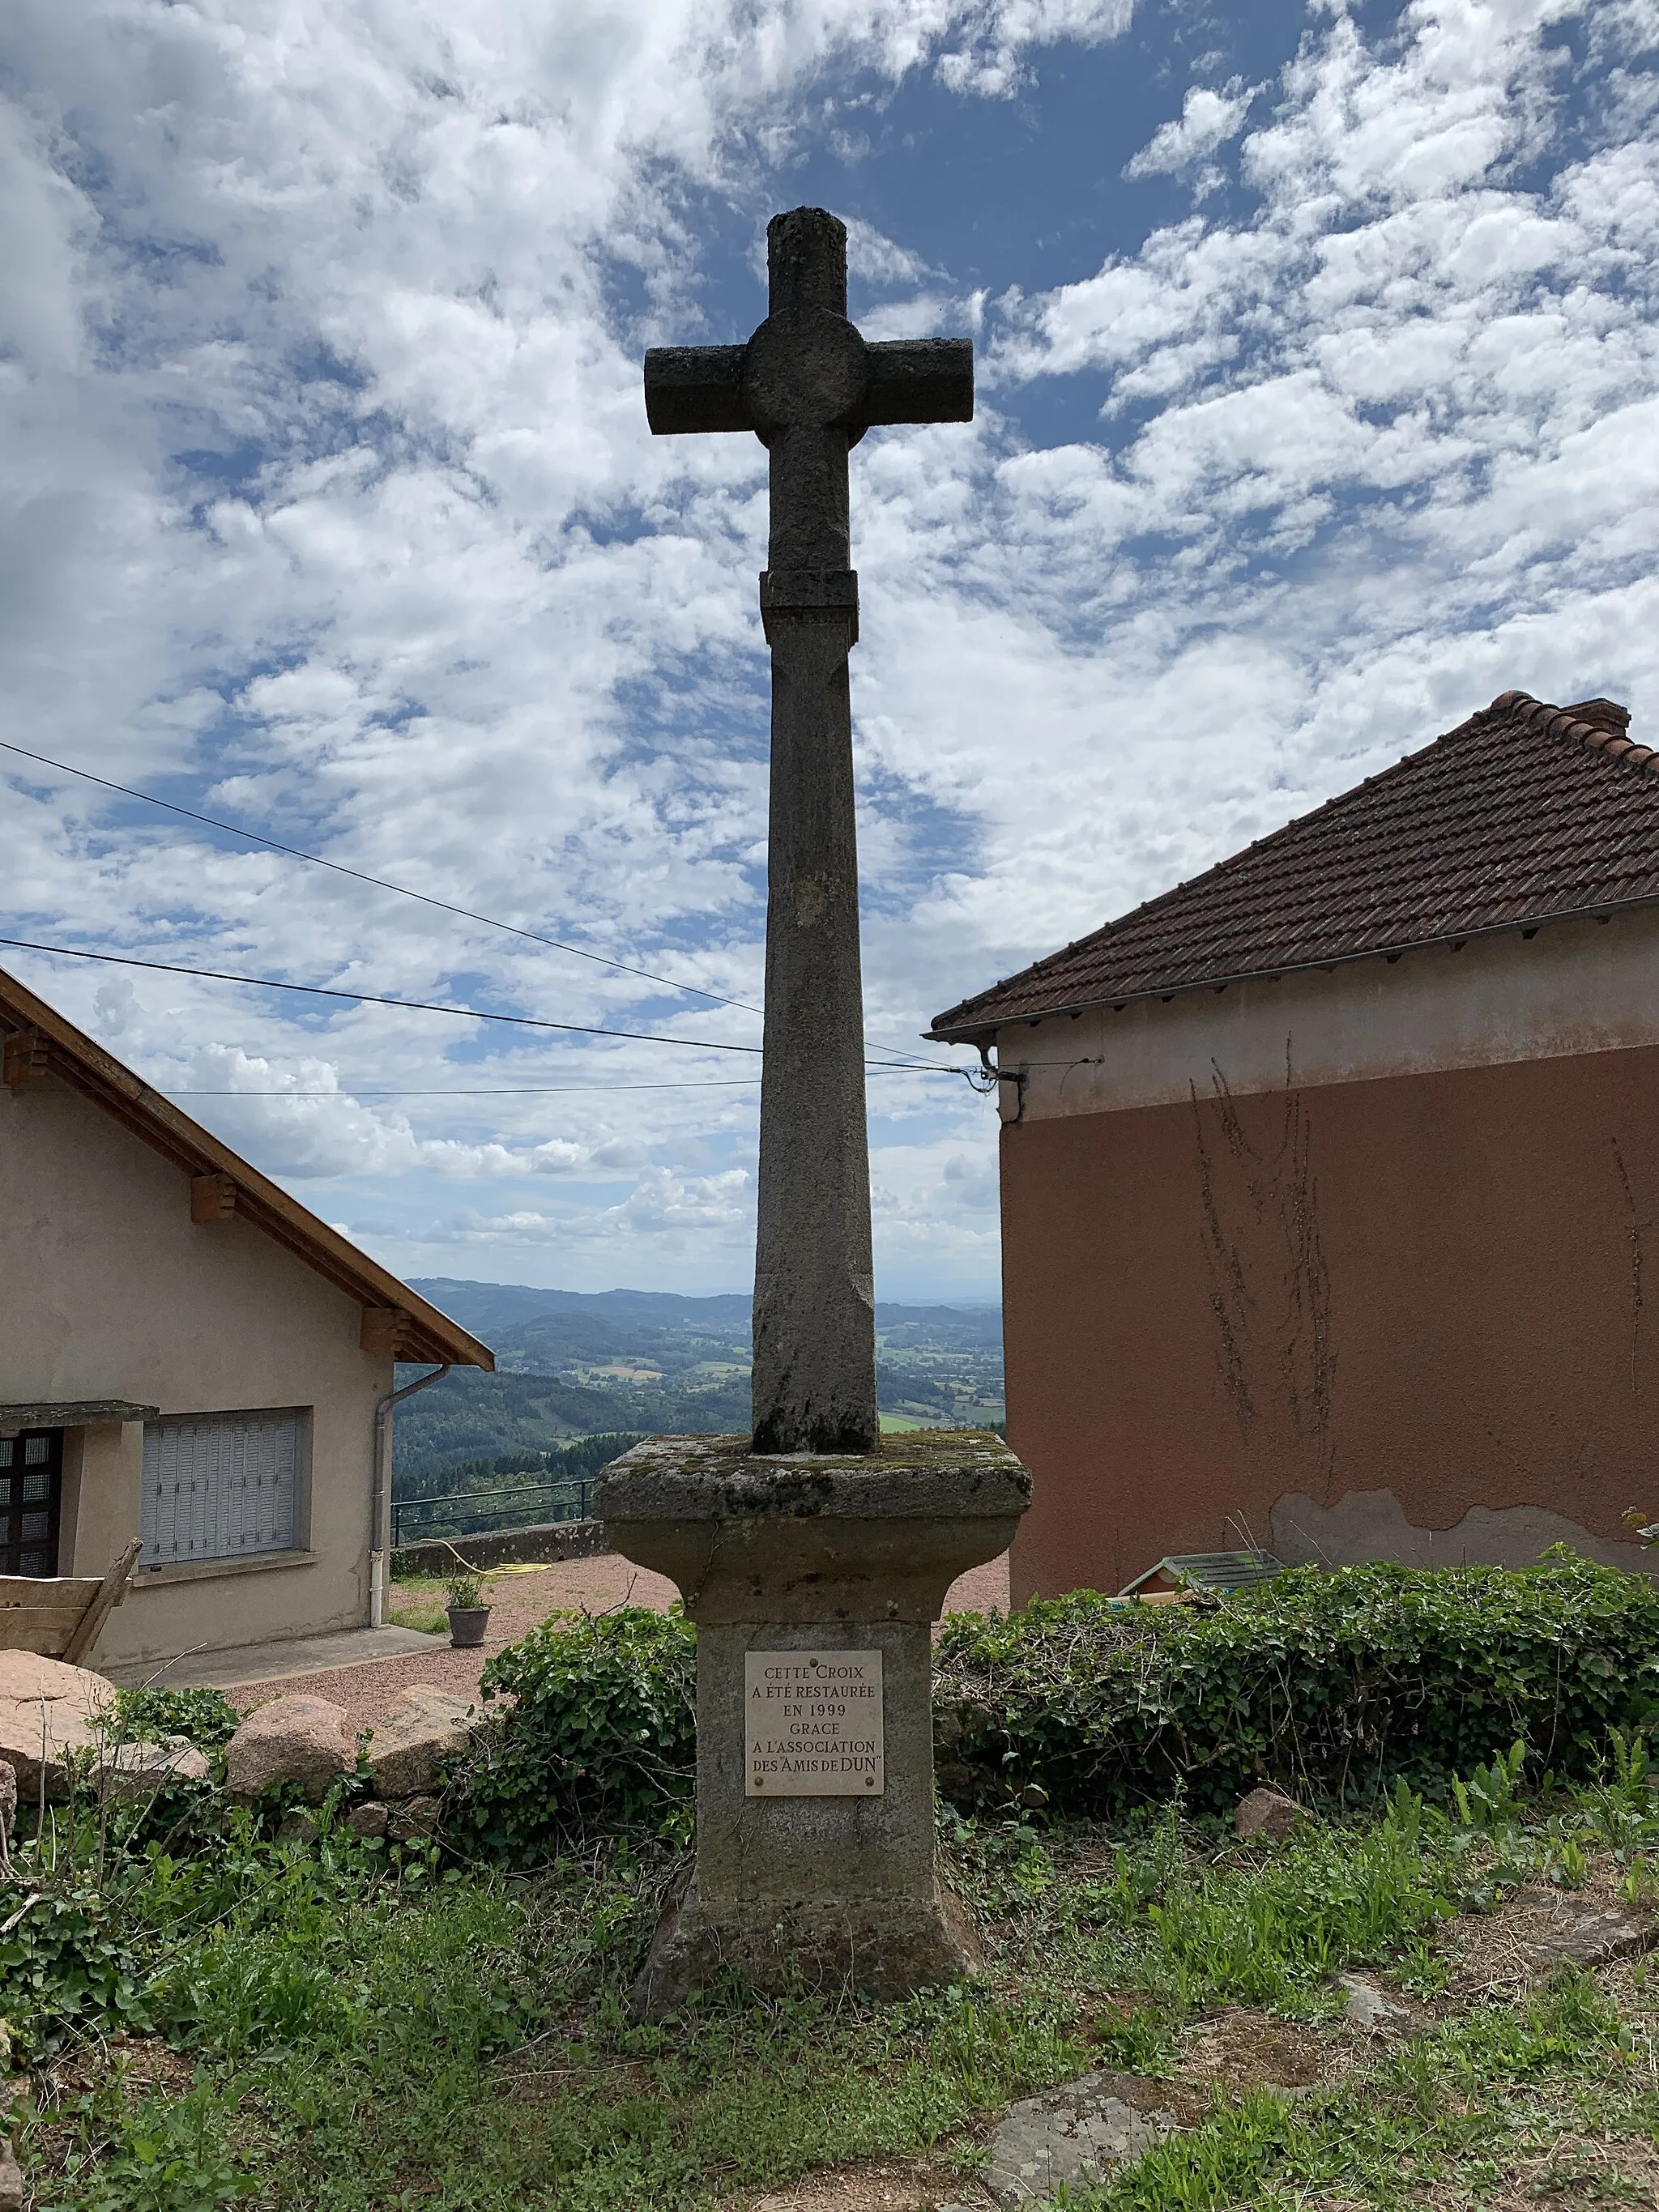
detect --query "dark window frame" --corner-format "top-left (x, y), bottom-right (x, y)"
top-left (0, 1428), bottom-right (63, 1577)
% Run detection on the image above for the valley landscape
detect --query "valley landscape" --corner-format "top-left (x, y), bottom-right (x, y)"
top-left (393, 1279), bottom-right (1005, 1494)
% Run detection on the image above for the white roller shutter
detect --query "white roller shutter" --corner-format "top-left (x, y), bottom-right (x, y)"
top-left (141, 1412), bottom-right (303, 1565)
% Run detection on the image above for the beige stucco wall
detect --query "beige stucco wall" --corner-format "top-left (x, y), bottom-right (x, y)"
top-left (0, 1074), bottom-right (392, 1666)
top-left (996, 904), bottom-right (1659, 1123)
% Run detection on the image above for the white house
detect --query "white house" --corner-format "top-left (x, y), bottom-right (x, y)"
top-left (0, 962), bottom-right (493, 1672)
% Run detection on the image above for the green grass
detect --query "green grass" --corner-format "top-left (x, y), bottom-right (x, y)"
top-left (386, 1603), bottom-right (449, 1635)
top-left (385, 1572), bottom-right (454, 1634)
top-left (18, 1735), bottom-right (1659, 2207)
top-left (1084, 1973), bottom-right (1651, 2208)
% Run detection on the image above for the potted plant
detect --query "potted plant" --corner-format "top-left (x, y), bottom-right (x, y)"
top-left (443, 1575), bottom-right (491, 1648)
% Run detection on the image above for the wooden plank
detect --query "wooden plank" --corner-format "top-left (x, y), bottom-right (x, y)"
top-left (2, 1028), bottom-right (49, 1089)
top-left (0, 1581), bottom-right (99, 1612)
top-left (0, 1581), bottom-right (96, 1655)
top-left (360, 1306), bottom-right (415, 1355)
top-left (63, 1537), bottom-right (143, 1665)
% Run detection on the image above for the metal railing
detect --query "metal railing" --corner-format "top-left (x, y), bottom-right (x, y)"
top-left (391, 1474), bottom-right (597, 1548)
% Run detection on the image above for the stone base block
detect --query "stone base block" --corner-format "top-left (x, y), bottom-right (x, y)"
top-left (600, 1430), bottom-right (1029, 2016)
top-left (633, 1872), bottom-right (982, 2016)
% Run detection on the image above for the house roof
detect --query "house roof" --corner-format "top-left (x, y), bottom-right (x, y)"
top-left (930, 691), bottom-right (1656, 1042)
top-left (1118, 1550), bottom-right (1287, 1598)
top-left (0, 964), bottom-right (493, 1370)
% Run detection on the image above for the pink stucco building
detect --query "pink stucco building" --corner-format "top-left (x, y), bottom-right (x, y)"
top-left (932, 690), bottom-right (1659, 1603)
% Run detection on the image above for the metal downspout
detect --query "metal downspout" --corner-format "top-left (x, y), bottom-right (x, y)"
top-left (369, 1364), bottom-right (451, 1628)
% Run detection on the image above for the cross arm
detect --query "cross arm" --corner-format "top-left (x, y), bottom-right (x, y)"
top-left (644, 345), bottom-right (752, 436)
top-left (862, 339), bottom-right (974, 428)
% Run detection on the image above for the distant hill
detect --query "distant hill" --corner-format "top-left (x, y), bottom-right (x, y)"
top-left (412, 1278), bottom-right (752, 1342)
top-left (393, 1278), bottom-right (1003, 1483)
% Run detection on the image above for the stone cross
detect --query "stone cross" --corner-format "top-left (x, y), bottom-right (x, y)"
top-left (646, 207), bottom-right (973, 1455)
top-left (608, 209), bottom-right (1021, 2017)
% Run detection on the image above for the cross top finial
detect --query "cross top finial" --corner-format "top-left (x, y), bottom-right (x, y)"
top-left (768, 207), bottom-right (847, 318)
top-left (643, 210), bottom-right (973, 450)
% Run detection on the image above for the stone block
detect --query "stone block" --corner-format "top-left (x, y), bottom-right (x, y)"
top-left (366, 1685), bottom-right (476, 1800)
top-left (1523, 1896), bottom-right (1653, 1970)
top-left (1334, 1972), bottom-right (1421, 2033)
top-left (601, 1430), bottom-right (1028, 2011)
top-left (597, 1430), bottom-right (1030, 1626)
top-left (387, 1796), bottom-right (440, 1843)
top-left (276, 1809), bottom-right (320, 1844)
top-left (1235, 1787), bottom-right (1307, 1841)
top-left (984, 2073), bottom-right (1179, 2205)
top-left (97, 1737), bottom-right (211, 1797)
top-left (224, 1694), bottom-right (352, 1803)
top-left (347, 1800), bottom-right (389, 1839)
top-left (0, 1650), bottom-right (110, 1796)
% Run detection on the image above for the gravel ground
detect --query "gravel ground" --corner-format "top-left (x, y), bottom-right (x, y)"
top-left (232, 1551), bottom-right (1012, 1725)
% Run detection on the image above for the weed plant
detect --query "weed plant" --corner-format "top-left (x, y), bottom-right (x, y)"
top-left (22, 1733), bottom-right (1659, 2208)
top-left (104, 1687), bottom-right (241, 1754)
top-left (935, 1553), bottom-right (1659, 1816)
top-left (15, 1578), bottom-right (1659, 2206)
top-left (427, 1562), bottom-right (1659, 1874)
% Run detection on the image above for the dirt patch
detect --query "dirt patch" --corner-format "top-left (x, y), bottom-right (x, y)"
top-left (36, 2034), bottom-right (198, 2108)
top-left (1439, 1875), bottom-right (1655, 2001)
top-left (109, 2036), bottom-right (199, 2103)
top-left (736, 2158), bottom-right (981, 2211)
top-left (1087, 2067), bottom-right (1213, 2129)
top-left (1177, 2006), bottom-right (1350, 2092)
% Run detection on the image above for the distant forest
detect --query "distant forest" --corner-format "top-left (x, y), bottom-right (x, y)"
top-left (394, 1430), bottom-right (646, 1503)
top-left (392, 1279), bottom-right (1003, 1490)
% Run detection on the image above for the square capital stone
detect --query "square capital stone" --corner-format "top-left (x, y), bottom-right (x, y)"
top-left (597, 1430), bottom-right (1029, 1625)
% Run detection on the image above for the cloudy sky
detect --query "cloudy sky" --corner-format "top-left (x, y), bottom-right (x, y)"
top-left (2, 0), bottom-right (1656, 1302)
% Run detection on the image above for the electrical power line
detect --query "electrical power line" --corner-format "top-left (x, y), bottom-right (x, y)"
top-left (155, 1064), bottom-right (958, 1097)
top-left (0, 936), bottom-right (761, 1054)
top-left (0, 734), bottom-right (961, 1071)
top-left (164, 1080), bottom-right (764, 1097)
top-left (0, 735), bottom-right (761, 1016)
top-left (162, 1081), bottom-right (764, 1097)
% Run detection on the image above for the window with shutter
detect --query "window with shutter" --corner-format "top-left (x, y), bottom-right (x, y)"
top-left (0, 1430), bottom-right (62, 1575)
top-left (141, 1411), bottom-right (305, 1565)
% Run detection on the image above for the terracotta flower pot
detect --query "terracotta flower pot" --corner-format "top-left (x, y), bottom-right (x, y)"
top-left (446, 1605), bottom-right (491, 1649)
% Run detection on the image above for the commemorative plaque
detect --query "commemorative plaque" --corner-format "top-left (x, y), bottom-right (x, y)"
top-left (745, 1648), bottom-right (885, 1796)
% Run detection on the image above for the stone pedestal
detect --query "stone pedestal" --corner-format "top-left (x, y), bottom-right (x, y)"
top-left (596, 1430), bottom-right (1029, 2012)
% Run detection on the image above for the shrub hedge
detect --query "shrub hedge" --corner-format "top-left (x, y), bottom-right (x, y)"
top-left (932, 1554), bottom-right (1659, 1818)
top-left (438, 1556), bottom-right (1659, 1861)
top-left (445, 1606), bottom-right (697, 1863)
top-left (108, 1685), bottom-right (242, 1751)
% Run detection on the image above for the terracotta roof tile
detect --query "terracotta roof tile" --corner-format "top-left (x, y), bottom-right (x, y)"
top-left (930, 692), bottom-right (1653, 1040)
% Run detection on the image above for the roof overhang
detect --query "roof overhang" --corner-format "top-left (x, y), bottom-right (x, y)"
top-left (928, 691), bottom-right (1652, 1046)
top-left (0, 966), bottom-right (493, 1370)
top-left (928, 889), bottom-right (1659, 1046)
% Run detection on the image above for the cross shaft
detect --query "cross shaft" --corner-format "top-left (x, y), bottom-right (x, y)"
top-left (645, 208), bottom-right (974, 1454)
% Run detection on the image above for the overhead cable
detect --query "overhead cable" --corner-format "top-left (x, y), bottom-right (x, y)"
top-left (156, 1063), bottom-right (955, 1097)
top-left (0, 735), bottom-right (962, 1073)
top-left (0, 736), bottom-right (761, 1016)
top-left (0, 936), bottom-right (761, 1054)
